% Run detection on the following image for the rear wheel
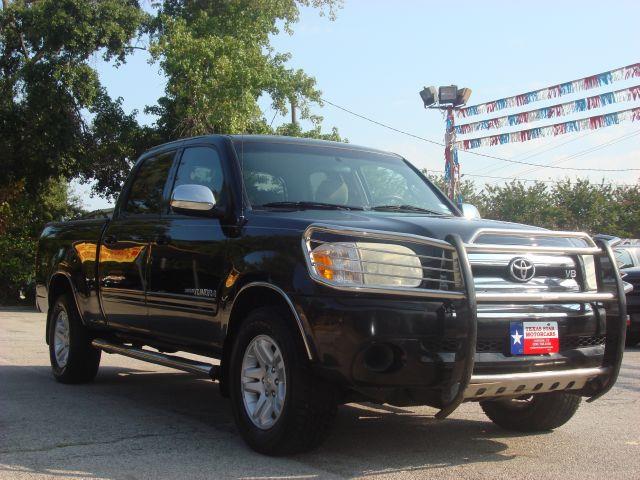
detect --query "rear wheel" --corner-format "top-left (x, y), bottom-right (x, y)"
top-left (229, 307), bottom-right (337, 455)
top-left (48, 294), bottom-right (101, 384)
top-left (480, 392), bottom-right (581, 432)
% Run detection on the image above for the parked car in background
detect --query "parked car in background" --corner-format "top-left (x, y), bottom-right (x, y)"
top-left (621, 266), bottom-right (640, 346)
top-left (614, 245), bottom-right (640, 270)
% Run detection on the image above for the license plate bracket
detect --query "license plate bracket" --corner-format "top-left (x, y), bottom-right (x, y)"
top-left (510, 321), bottom-right (559, 355)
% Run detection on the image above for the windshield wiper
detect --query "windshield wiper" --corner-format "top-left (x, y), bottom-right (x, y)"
top-left (370, 204), bottom-right (446, 215)
top-left (260, 201), bottom-right (364, 211)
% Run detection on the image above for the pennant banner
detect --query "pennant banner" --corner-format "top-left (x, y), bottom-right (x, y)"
top-left (456, 86), bottom-right (640, 135)
top-left (457, 108), bottom-right (640, 150)
top-left (457, 63), bottom-right (640, 119)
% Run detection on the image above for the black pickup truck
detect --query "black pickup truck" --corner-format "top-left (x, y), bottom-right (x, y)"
top-left (36, 135), bottom-right (629, 455)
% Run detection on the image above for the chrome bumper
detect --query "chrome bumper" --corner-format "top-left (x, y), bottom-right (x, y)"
top-left (464, 367), bottom-right (610, 400)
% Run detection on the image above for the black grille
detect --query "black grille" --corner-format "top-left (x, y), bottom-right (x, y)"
top-left (420, 335), bottom-right (605, 354)
top-left (563, 335), bottom-right (606, 349)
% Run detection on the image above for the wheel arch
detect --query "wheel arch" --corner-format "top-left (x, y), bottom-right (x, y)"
top-left (45, 273), bottom-right (83, 344)
top-left (219, 282), bottom-right (315, 396)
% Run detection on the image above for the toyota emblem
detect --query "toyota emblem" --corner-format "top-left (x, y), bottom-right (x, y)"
top-left (508, 257), bottom-right (536, 282)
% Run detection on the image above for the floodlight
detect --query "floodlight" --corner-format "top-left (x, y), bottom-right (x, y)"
top-left (455, 88), bottom-right (472, 106)
top-left (419, 86), bottom-right (438, 108)
top-left (438, 85), bottom-right (458, 104)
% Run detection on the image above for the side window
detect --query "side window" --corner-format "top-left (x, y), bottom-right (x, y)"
top-left (123, 151), bottom-right (175, 216)
top-left (172, 146), bottom-right (226, 207)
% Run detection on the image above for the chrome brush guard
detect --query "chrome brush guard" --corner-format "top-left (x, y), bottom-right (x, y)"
top-left (302, 225), bottom-right (629, 418)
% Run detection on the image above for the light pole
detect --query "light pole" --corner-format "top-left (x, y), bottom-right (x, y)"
top-left (419, 86), bottom-right (472, 205)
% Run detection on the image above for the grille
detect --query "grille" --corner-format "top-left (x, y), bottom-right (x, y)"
top-left (421, 335), bottom-right (605, 354)
top-left (564, 335), bottom-right (606, 349)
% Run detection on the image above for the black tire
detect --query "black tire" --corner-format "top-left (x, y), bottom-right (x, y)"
top-left (48, 294), bottom-right (101, 384)
top-left (480, 392), bottom-right (581, 432)
top-left (229, 306), bottom-right (337, 455)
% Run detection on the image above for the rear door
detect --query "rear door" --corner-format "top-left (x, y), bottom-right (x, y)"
top-left (98, 150), bottom-right (176, 334)
top-left (146, 143), bottom-right (233, 349)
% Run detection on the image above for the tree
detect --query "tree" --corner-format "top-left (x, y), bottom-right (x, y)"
top-left (0, 178), bottom-right (84, 303)
top-left (0, 0), bottom-right (148, 194)
top-left (0, 0), bottom-right (149, 302)
top-left (147, 0), bottom-right (342, 139)
top-left (425, 173), bottom-right (640, 238)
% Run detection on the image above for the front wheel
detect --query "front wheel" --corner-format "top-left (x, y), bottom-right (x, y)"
top-left (48, 294), bottom-right (101, 384)
top-left (229, 307), bottom-right (337, 455)
top-left (480, 392), bottom-right (581, 432)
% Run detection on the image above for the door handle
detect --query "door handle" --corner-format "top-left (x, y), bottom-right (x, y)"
top-left (103, 234), bottom-right (117, 245)
top-left (155, 234), bottom-right (171, 245)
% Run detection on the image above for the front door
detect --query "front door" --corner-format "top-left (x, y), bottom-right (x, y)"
top-left (99, 150), bottom-right (177, 334)
top-left (146, 144), bottom-right (232, 349)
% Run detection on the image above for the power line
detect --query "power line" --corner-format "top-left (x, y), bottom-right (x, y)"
top-left (470, 130), bottom-right (596, 176)
top-left (320, 98), bottom-right (444, 147)
top-left (321, 97), bottom-right (640, 172)
top-left (456, 136), bottom-right (640, 171)
top-left (512, 129), bottom-right (640, 177)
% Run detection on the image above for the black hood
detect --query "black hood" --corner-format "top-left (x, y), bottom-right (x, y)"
top-left (246, 209), bottom-right (542, 243)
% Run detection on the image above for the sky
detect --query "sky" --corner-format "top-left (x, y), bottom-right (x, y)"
top-left (76, 0), bottom-right (640, 210)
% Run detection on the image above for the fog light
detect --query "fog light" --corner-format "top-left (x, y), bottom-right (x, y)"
top-left (364, 343), bottom-right (396, 373)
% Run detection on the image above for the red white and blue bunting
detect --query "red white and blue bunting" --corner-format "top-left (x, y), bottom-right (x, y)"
top-left (455, 86), bottom-right (640, 135)
top-left (456, 63), bottom-right (640, 119)
top-left (457, 108), bottom-right (640, 150)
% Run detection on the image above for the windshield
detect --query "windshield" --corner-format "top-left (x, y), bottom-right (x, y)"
top-left (235, 140), bottom-right (455, 215)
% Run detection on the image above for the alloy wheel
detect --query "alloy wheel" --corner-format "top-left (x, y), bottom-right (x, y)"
top-left (53, 310), bottom-right (70, 368)
top-left (241, 334), bottom-right (287, 430)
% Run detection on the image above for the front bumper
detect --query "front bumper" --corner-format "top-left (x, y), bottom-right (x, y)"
top-left (300, 226), bottom-right (628, 417)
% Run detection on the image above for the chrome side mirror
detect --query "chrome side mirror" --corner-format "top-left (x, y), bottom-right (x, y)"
top-left (461, 203), bottom-right (481, 220)
top-left (171, 184), bottom-right (216, 212)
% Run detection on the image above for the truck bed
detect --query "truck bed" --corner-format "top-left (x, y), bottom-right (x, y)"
top-left (36, 218), bottom-right (109, 325)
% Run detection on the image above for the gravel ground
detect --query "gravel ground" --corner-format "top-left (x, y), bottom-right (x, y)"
top-left (1, 306), bottom-right (639, 479)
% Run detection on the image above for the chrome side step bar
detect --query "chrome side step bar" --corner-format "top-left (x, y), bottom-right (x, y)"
top-left (92, 339), bottom-right (220, 380)
top-left (463, 366), bottom-right (609, 400)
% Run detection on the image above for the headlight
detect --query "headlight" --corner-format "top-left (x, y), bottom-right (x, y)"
top-left (309, 242), bottom-right (423, 288)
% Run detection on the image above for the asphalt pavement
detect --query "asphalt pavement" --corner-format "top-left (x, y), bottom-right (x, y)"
top-left (1, 307), bottom-right (639, 479)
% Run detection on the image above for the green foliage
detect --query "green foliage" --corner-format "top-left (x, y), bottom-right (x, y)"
top-left (147, 0), bottom-right (342, 138)
top-left (0, 179), bottom-right (84, 304)
top-left (1, 0), bottom-right (148, 194)
top-left (1, 0), bottom-right (148, 302)
top-left (275, 122), bottom-right (345, 142)
top-left (425, 172), bottom-right (640, 238)
top-left (83, 92), bottom-right (162, 199)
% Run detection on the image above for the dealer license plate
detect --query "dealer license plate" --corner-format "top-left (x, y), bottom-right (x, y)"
top-left (510, 321), bottom-right (559, 355)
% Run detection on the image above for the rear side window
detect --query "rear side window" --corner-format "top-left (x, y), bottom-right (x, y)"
top-left (123, 151), bottom-right (175, 216)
